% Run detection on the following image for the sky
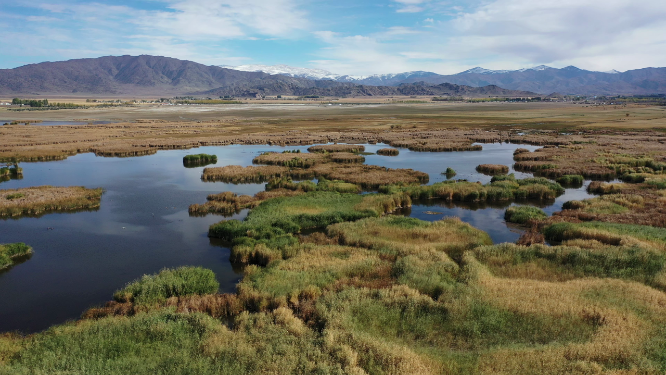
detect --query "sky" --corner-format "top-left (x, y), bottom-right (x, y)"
top-left (1, 0), bottom-right (665, 75)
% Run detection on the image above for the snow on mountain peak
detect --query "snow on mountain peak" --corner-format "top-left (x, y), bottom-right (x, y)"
top-left (220, 64), bottom-right (342, 80)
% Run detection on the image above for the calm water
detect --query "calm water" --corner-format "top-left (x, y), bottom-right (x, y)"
top-left (0, 143), bottom-right (594, 333)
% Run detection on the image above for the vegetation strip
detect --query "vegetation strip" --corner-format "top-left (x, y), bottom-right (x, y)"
top-left (0, 186), bottom-right (103, 217)
top-left (0, 243), bottom-right (32, 270)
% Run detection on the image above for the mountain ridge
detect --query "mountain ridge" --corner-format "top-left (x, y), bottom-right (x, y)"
top-left (0, 55), bottom-right (537, 98)
top-left (224, 64), bottom-right (666, 95)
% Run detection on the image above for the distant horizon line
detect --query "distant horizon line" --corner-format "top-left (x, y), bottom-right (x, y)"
top-left (4, 54), bottom-right (666, 76)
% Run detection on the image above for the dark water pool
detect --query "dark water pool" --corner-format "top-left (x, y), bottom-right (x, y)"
top-left (0, 143), bottom-right (594, 333)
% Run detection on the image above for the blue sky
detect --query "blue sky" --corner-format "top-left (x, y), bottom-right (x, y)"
top-left (1, 0), bottom-right (665, 75)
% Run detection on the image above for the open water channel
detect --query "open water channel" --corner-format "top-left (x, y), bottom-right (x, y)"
top-left (0, 143), bottom-right (595, 333)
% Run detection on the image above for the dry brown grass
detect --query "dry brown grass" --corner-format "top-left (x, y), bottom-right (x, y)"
top-left (310, 163), bottom-right (429, 188)
top-left (201, 163), bottom-right (428, 188)
top-left (463, 253), bottom-right (666, 374)
top-left (201, 165), bottom-right (292, 183)
top-left (307, 144), bottom-right (365, 153)
top-left (251, 152), bottom-right (327, 167)
top-left (0, 186), bottom-right (103, 217)
top-left (329, 152), bottom-right (365, 164)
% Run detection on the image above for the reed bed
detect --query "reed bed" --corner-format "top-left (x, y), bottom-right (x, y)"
top-left (113, 267), bottom-right (220, 306)
top-left (310, 163), bottom-right (429, 188)
top-left (389, 140), bottom-right (483, 152)
top-left (328, 216), bottom-right (492, 258)
top-left (504, 205), bottom-right (547, 224)
top-left (555, 174), bottom-right (584, 187)
top-left (188, 192), bottom-right (260, 215)
top-left (329, 152), bottom-right (365, 164)
top-left (266, 177), bottom-right (361, 194)
top-left (381, 176), bottom-right (564, 202)
top-left (252, 152), bottom-right (327, 167)
top-left (307, 144), bottom-right (365, 153)
top-left (183, 153), bottom-right (217, 167)
top-left (0, 242), bottom-right (32, 270)
top-left (0, 186), bottom-right (103, 217)
top-left (443, 167), bottom-right (457, 178)
top-left (376, 148), bottom-right (399, 156)
top-left (543, 221), bottom-right (666, 250)
top-left (476, 164), bottom-right (510, 175)
top-left (201, 165), bottom-right (294, 183)
top-left (208, 191), bottom-right (411, 251)
top-left (474, 242), bottom-right (666, 288)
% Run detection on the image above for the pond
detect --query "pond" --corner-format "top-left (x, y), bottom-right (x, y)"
top-left (0, 142), bottom-right (595, 333)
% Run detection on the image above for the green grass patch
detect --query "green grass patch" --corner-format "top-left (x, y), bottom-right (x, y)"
top-left (380, 176), bottom-right (564, 202)
top-left (475, 243), bottom-right (666, 288)
top-left (543, 222), bottom-right (666, 250)
top-left (328, 216), bottom-right (492, 259)
top-left (5, 193), bottom-right (24, 200)
top-left (183, 153), bottom-right (217, 166)
top-left (504, 206), bottom-right (547, 224)
top-left (0, 242), bottom-right (32, 270)
top-left (113, 267), bottom-right (219, 305)
top-left (555, 174), bottom-right (584, 187)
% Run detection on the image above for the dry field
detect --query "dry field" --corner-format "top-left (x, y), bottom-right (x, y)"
top-left (1, 102), bottom-right (666, 162)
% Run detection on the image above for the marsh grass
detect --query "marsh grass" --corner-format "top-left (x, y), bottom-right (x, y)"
top-left (563, 194), bottom-right (645, 215)
top-left (377, 148), bottom-right (399, 156)
top-left (113, 267), bottom-right (220, 305)
top-left (209, 191), bottom-right (411, 246)
top-left (543, 222), bottom-right (666, 250)
top-left (202, 163), bottom-right (427, 188)
top-left (504, 206), bottom-right (547, 224)
top-left (328, 216), bottom-right (492, 259)
top-left (183, 153), bottom-right (217, 166)
top-left (0, 243), bottom-right (32, 270)
top-left (202, 165), bottom-right (296, 183)
top-left (475, 243), bottom-right (666, 288)
top-left (329, 152), bottom-right (365, 164)
top-left (307, 144), bottom-right (365, 153)
top-left (252, 152), bottom-right (327, 167)
top-left (443, 167), bottom-right (457, 178)
top-left (381, 176), bottom-right (564, 202)
top-left (556, 174), bottom-right (584, 187)
top-left (0, 186), bottom-right (103, 217)
top-left (476, 164), bottom-right (509, 175)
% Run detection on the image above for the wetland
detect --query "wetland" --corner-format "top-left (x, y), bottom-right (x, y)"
top-left (1, 102), bottom-right (666, 374)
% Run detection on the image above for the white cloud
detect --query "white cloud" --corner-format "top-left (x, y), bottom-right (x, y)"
top-left (450, 0), bottom-right (666, 71)
top-left (312, 0), bottom-right (666, 75)
top-left (392, 0), bottom-right (431, 13)
top-left (142, 0), bottom-right (309, 40)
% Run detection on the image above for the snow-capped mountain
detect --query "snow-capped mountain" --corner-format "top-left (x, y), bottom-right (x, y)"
top-left (220, 65), bottom-right (439, 85)
top-left (217, 63), bottom-right (662, 95)
top-left (219, 64), bottom-right (352, 81)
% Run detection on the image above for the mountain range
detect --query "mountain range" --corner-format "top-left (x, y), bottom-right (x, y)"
top-left (0, 55), bottom-right (535, 98)
top-left (0, 55), bottom-right (664, 97)
top-left (224, 64), bottom-right (666, 95)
